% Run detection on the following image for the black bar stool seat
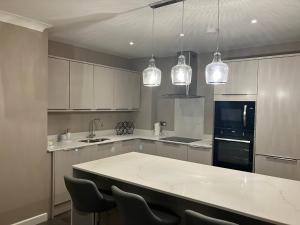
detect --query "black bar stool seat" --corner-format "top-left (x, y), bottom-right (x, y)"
top-left (64, 176), bottom-right (116, 224)
top-left (185, 210), bottom-right (238, 225)
top-left (112, 185), bottom-right (180, 225)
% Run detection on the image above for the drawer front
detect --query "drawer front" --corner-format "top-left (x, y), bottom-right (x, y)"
top-left (187, 146), bottom-right (212, 165)
top-left (157, 142), bottom-right (188, 161)
top-left (255, 154), bottom-right (299, 180)
top-left (138, 140), bottom-right (157, 155)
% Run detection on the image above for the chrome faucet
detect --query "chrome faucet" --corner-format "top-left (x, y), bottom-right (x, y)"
top-left (87, 119), bottom-right (102, 138)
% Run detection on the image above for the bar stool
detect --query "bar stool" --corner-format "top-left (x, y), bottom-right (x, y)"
top-left (185, 210), bottom-right (238, 225)
top-left (112, 186), bottom-right (180, 225)
top-left (64, 176), bottom-right (116, 225)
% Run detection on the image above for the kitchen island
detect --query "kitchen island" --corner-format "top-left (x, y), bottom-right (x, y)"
top-left (72, 152), bottom-right (300, 225)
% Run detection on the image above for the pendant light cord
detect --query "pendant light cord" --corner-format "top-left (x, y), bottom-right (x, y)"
top-left (180, 0), bottom-right (185, 54)
top-left (216, 0), bottom-right (220, 52)
top-left (152, 9), bottom-right (155, 58)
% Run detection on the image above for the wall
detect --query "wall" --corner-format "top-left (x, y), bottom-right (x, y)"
top-left (130, 56), bottom-right (181, 131)
top-left (0, 22), bottom-right (49, 224)
top-left (49, 40), bottom-right (134, 70)
top-left (48, 112), bottom-right (134, 135)
top-left (130, 54), bottom-right (212, 133)
top-left (201, 41), bottom-right (300, 134)
top-left (48, 41), bottom-right (135, 134)
top-left (130, 41), bottom-right (300, 135)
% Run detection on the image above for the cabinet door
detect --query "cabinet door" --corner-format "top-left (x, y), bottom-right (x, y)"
top-left (157, 142), bottom-right (188, 160)
top-left (256, 56), bottom-right (300, 158)
top-left (129, 72), bottom-right (141, 109)
top-left (93, 65), bottom-right (115, 109)
top-left (138, 140), bottom-right (157, 155)
top-left (114, 70), bottom-right (131, 109)
top-left (214, 60), bottom-right (258, 95)
top-left (48, 57), bottom-right (69, 109)
top-left (119, 140), bottom-right (138, 153)
top-left (54, 146), bottom-right (96, 205)
top-left (187, 146), bottom-right (212, 165)
top-left (70, 61), bottom-right (94, 109)
top-left (93, 143), bottom-right (118, 159)
top-left (255, 155), bottom-right (299, 180)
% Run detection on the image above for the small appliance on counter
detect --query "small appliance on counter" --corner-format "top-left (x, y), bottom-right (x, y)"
top-left (213, 101), bottom-right (256, 172)
top-left (115, 121), bottom-right (135, 135)
top-left (154, 121), bottom-right (167, 136)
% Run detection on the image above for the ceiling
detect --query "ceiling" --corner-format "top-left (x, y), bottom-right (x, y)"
top-left (0, 0), bottom-right (300, 58)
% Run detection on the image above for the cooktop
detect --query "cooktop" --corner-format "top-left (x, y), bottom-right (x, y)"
top-left (160, 136), bottom-right (200, 143)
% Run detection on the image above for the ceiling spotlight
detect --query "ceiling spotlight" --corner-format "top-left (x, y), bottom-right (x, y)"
top-left (251, 19), bottom-right (257, 24)
top-left (129, 41), bottom-right (134, 46)
top-left (180, 33), bottom-right (185, 37)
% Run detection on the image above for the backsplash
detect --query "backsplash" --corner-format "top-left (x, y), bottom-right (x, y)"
top-left (48, 111), bottom-right (134, 135)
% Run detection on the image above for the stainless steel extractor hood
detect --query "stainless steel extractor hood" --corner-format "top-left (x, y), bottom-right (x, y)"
top-left (162, 51), bottom-right (204, 99)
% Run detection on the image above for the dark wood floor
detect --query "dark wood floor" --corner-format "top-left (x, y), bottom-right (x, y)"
top-left (39, 212), bottom-right (70, 225)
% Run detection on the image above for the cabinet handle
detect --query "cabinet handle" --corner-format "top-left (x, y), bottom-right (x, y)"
top-left (214, 137), bottom-right (250, 144)
top-left (264, 155), bottom-right (298, 162)
top-left (243, 105), bottom-right (247, 128)
top-left (189, 145), bottom-right (211, 149)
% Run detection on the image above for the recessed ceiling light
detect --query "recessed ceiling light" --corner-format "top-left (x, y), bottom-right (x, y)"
top-left (129, 41), bottom-right (134, 46)
top-left (251, 19), bottom-right (257, 24)
top-left (180, 33), bottom-right (184, 37)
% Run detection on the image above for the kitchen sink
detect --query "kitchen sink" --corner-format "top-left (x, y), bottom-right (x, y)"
top-left (80, 138), bottom-right (109, 143)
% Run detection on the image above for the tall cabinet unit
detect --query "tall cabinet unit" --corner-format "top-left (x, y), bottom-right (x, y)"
top-left (255, 55), bottom-right (300, 180)
top-left (214, 59), bottom-right (258, 95)
top-left (48, 57), bottom-right (70, 109)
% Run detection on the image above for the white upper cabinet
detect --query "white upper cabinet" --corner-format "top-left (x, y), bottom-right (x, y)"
top-left (129, 72), bottom-right (141, 109)
top-left (70, 61), bottom-right (94, 109)
top-left (48, 56), bottom-right (140, 111)
top-left (93, 65), bottom-right (115, 109)
top-left (48, 57), bottom-right (70, 109)
top-left (114, 70), bottom-right (131, 109)
top-left (256, 55), bottom-right (300, 159)
top-left (214, 60), bottom-right (258, 95)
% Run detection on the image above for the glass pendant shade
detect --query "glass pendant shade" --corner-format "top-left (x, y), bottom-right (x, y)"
top-left (171, 55), bottom-right (192, 85)
top-left (143, 57), bottom-right (161, 87)
top-left (205, 52), bottom-right (229, 84)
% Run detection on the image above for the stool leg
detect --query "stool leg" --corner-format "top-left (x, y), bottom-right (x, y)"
top-left (93, 212), bottom-right (96, 225)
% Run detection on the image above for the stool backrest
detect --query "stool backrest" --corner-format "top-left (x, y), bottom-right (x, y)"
top-left (64, 176), bottom-right (105, 213)
top-left (185, 210), bottom-right (238, 225)
top-left (112, 186), bottom-right (162, 225)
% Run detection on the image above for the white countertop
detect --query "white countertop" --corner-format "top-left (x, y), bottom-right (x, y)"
top-left (73, 152), bottom-right (300, 225)
top-left (47, 130), bottom-right (212, 152)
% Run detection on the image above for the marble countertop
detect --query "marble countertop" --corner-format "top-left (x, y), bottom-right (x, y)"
top-left (73, 152), bottom-right (300, 225)
top-left (47, 130), bottom-right (212, 152)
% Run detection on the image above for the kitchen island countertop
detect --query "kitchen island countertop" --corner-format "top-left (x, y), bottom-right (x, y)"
top-left (73, 152), bottom-right (300, 225)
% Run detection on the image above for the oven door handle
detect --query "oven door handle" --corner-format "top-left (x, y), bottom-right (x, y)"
top-left (243, 105), bottom-right (247, 128)
top-left (214, 137), bottom-right (251, 144)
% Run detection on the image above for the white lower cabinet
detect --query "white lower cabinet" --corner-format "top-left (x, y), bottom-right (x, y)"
top-left (255, 154), bottom-right (300, 181)
top-left (187, 146), bottom-right (212, 165)
top-left (119, 140), bottom-right (139, 154)
top-left (157, 142), bottom-right (188, 161)
top-left (137, 140), bottom-right (157, 155)
top-left (53, 145), bottom-right (97, 205)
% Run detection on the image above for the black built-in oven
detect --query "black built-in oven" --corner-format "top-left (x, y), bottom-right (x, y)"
top-left (213, 101), bottom-right (255, 172)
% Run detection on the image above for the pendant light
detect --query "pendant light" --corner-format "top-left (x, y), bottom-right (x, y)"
top-left (171, 0), bottom-right (192, 86)
top-left (205, 0), bottom-right (229, 84)
top-left (143, 9), bottom-right (161, 87)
